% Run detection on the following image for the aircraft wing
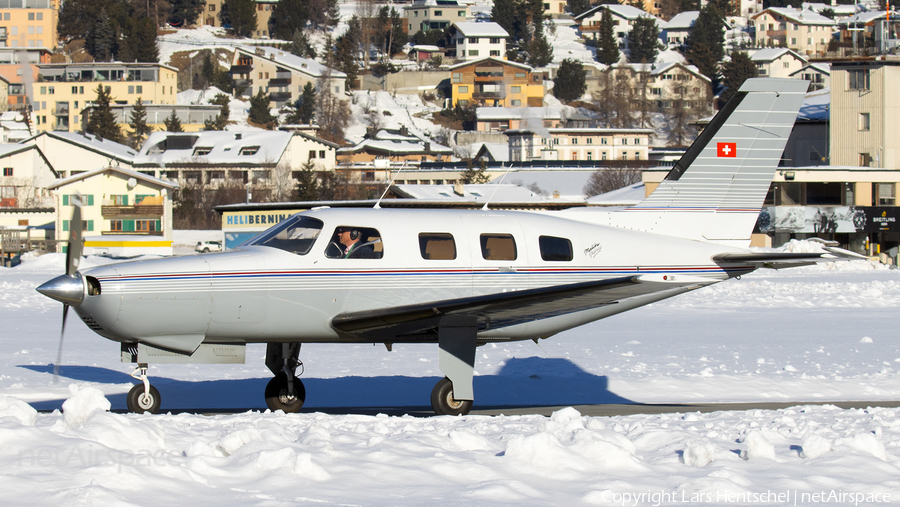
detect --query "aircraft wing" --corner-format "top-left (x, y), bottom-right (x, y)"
top-left (331, 276), bottom-right (699, 341)
top-left (713, 245), bottom-right (867, 270)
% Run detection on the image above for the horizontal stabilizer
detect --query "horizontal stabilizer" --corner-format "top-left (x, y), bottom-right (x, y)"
top-left (713, 246), bottom-right (867, 269)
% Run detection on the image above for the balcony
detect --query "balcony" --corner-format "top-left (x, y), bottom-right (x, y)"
top-left (102, 230), bottom-right (164, 236)
top-left (233, 78), bottom-right (252, 88)
top-left (0, 28), bottom-right (6, 40)
top-left (101, 205), bottom-right (164, 218)
top-left (473, 91), bottom-right (502, 99)
top-left (269, 92), bottom-right (292, 102)
top-left (268, 77), bottom-right (291, 87)
top-left (230, 65), bottom-right (253, 74)
top-left (53, 106), bottom-right (69, 115)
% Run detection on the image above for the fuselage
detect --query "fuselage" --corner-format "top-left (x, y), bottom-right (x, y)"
top-left (73, 208), bottom-right (756, 352)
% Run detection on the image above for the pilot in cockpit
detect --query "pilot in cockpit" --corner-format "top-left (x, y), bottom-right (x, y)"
top-left (327, 227), bottom-right (378, 259)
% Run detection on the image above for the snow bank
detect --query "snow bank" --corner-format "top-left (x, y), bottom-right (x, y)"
top-left (0, 396), bottom-right (37, 425)
top-left (61, 384), bottom-right (111, 426)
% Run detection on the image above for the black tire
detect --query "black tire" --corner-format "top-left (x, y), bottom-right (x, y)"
top-left (430, 377), bottom-right (472, 416)
top-left (265, 374), bottom-right (306, 413)
top-left (126, 383), bottom-right (161, 414)
top-left (202, 248), bottom-right (210, 253)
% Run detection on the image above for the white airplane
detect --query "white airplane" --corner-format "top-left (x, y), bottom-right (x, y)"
top-left (36, 79), bottom-right (861, 415)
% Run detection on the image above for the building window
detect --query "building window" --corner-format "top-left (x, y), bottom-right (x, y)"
top-left (877, 183), bottom-right (895, 205)
top-left (510, 99), bottom-right (521, 106)
top-left (319, 150), bottom-right (325, 158)
top-left (110, 219), bottom-right (123, 232)
top-left (2, 168), bottom-right (11, 176)
top-left (490, 38), bottom-right (500, 44)
top-left (515, 72), bottom-right (526, 78)
top-left (468, 37), bottom-right (478, 43)
top-left (209, 3), bottom-right (215, 10)
top-left (137, 85), bottom-right (142, 93)
top-left (309, 150), bottom-right (316, 159)
top-left (849, 69), bottom-right (870, 90)
top-left (511, 85), bottom-right (521, 93)
top-left (860, 153), bottom-right (872, 167)
top-left (572, 138), bottom-right (578, 145)
top-left (458, 85), bottom-right (468, 93)
top-left (27, 12), bottom-right (33, 20)
top-left (490, 50), bottom-right (500, 56)
top-left (783, 62), bottom-right (790, 68)
top-left (452, 72), bottom-right (462, 83)
top-left (434, 10), bottom-right (442, 15)
top-left (128, 85), bottom-right (134, 94)
top-left (859, 112), bottom-right (870, 131)
top-left (468, 50), bottom-right (478, 56)
top-left (458, 10), bottom-right (465, 15)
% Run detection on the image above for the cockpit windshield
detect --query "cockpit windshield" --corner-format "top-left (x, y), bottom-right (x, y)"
top-left (243, 215), bottom-right (323, 255)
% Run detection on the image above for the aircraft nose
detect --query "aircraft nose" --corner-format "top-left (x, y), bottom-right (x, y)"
top-left (36, 274), bottom-right (85, 306)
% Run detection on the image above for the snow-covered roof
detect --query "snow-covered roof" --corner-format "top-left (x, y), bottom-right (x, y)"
top-left (453, 22), bottom-right (509, 38)
top-left (135, 131), bottom-right (294, 167)
top-left (838, 11), bottom-right (894, 26)
top-left (490, 171), bottom-right (597, 201)
top-left (802, 2), bottom-right (860, 15)
top-left (797, 88), bottom-right (829, 122)
top-left (750, 48), bottom-right (807, 63)
top-left (575, 4), bottom-right (658, 22)
top-left (789, 62), bottom-right (831, 77)
top-left (476, 107), bottom-right (562, 121)
top-left (448, 56), bottom-right (534, 71)
top-left (586, 182), bottom-right (645, 205)
top-left (473, 142), bottom-right (509, 162)
top-left (339, 139), bottom-right (453, 155)
top-left (410, 45), bottom-right (442, 52)
top-left (0, 142), bottom-right (35, 158)
top-left (754, 7), bottom-right (835, 25)
top-left (407, 0), bottom-right (462, 6)
top-left (47, 165), bottom-right (179, 190)
top-left (235, 46), bottom-right (347, 79)
top-left (23, 131), bottom-right (139, 163)
top-left (393, 183), bottom-right (552, 202)
top-left (663, 11), bottom-right (699, 30)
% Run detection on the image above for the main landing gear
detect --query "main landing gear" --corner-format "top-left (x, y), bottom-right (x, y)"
top-left (126, 364), bottom-right (161, 414)
top-left (264, 342), bottom-right (306, 413)
top-left (431, 377), bottom-right (473, 416)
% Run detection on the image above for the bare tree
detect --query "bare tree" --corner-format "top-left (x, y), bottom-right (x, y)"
top-left (583, 168), bottom-right (642, 197)
top-left (269, 162), bottom-right (295, 202)
top-left (316, 68), bottom-right (351, 144)
top-left (356, 0), bottom-right (379, 70)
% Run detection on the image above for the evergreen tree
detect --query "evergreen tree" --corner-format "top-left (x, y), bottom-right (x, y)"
top-left (568, 0), bottom-right (591, 16)
top-left (221, 0), bottom-right (257, 38)
top-left (128, 98), bottom-right (152, 149)
top-left (200, 51), bottom-right (216, 89)
top-left (86, 8), bottom-right (117, 61)
top-left (288, 29), bottom-right (317, 59)
top-left (492, 0), bottom-right (520, 42)
top-left (295, 160), bottom-right (320, 201)
top-left (307, 0), bottom-right (340, 29)
top-left (526, 30), bottom-right (553, 67)
top-left (119, 17), bottom-right (159, 63)
top-left (286, 82), bottom-right (317, 124)
top-left (164, 109), bottom-right (184, 132)
top-left (249, 89), bottom-right (277, 129)
top-left (552, 59), bottom-right (587, 102)
top-left (685, 4), bottom-right (725, 82)
top-left (269, 0), bottom-right (308, 41)
top-left (627, 16), bottom-right (660, 63)
top-left (595, 9), bottom-right (619, 65)
top-left (720, 51), bottom-right (758, 104)
top-left (168, 0), bottom-right (204, 27)
top-left (204, 94), bottom-right (231, 130)
top-left (460, 163), bottom-right (492, 184)
top-left (376, 7), bottom-right (405, 57)
top-left (86, 84), bottom-right (124, 144)
top-left (333, 33), bottom-right (359, 91)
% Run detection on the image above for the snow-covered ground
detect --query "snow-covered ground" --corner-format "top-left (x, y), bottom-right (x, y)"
top-left (1, 237), bottom-right (900, 504)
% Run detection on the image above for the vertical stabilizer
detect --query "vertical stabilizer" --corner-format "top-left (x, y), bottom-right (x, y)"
top-left (629, 78), bottom-right (808, 246)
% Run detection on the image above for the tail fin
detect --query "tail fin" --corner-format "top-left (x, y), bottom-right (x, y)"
top-left (629, 78), bottom-right (808, 246)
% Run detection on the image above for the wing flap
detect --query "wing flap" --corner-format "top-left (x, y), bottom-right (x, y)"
top-left (331, 276), bottom-right (698, 340)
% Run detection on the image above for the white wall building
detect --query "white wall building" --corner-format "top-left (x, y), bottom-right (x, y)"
top-left (750, 48), bottom-right (808, 79)
top-left (450, 22), bottom-right (509, 61)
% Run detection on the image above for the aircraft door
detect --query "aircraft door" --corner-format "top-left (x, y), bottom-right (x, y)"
top-left (207, 250), bottom-right (268, 328)
top-left (461, 214), bottom-right (531, 298)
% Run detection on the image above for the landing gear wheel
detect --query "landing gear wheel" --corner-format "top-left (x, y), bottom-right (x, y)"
top-left (126, 383), bottom-right (161, 414)
top-left (265, 374), bottom-right (306, 413)
top-left (431, 377), bottom-right (472, 416)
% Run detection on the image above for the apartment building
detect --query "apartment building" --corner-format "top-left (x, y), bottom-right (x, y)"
top-left (33, 62), bottom-right (178, 133)
top-left (448, 22), bottom-right (508, 62)
top-left (828, 56), bottom-right (900, 171)
top-left (201, 0), bottom-right (278, 38)
top-left (229, 46), bottom-right (346, 107)
top-left (450, 57), bottom-right (544, 108)
top-left (585, 62), bottom-right (712, 114)
top-left (574, 4), bottom-right (660, 48)
top-left (752, 8), bottom-right (834, 56)
top-left (404, 0), bottom-right (469, 34)
top-left (0, 0), bottom-right (58, 50)
top-left (506, 127), bottom-right (652, 162)
top-left (750, 48), bottom-right (807, 79)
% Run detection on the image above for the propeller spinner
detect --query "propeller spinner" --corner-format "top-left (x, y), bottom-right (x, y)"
top-left (35, 193), bottom-right (84, 381)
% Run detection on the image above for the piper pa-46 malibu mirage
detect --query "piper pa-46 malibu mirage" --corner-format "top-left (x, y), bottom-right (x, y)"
top-left (37, 79), bottom-right (862, 415)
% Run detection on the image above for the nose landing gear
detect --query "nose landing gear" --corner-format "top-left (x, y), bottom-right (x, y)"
top-left (126, 364), bottom-right (161, 414)
top-left (264, 342), bottom-right (305, 413)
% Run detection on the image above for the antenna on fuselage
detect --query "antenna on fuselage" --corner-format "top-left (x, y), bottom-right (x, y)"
top-left (482, 164), bottom-right (512, 211)
top-left (373, 161), bottom-right (406, 209)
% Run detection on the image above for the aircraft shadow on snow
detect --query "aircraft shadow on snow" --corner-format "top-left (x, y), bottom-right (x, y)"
top-left (19, 356), bottom-right (634, 413)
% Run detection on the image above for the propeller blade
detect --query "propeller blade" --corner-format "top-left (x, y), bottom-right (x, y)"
top-left (66, 193), bottom-right (83, 277)
top-left (53, 303), bottom-right (68, 382)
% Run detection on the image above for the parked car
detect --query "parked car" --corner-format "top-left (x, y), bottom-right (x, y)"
top-left (195, 240), bottom-right (223, 253)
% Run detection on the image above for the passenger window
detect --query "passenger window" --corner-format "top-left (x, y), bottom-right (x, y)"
top-left (480, 234), bottom-right (517, 260)
top-left (419, 233), bottom-right (456, 260)
top-left (539, 235), bottom-right (573, 261)
top-left (325, 226), bottom-right (383, 259)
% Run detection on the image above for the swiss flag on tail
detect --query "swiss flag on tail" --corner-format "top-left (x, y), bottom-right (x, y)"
top-left (717, 142), bottom-right (736, 157)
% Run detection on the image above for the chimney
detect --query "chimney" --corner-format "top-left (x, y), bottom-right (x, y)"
top-left (400, 125), bottom-right (409, 136)
top-left (424, 142), bottom-right (431, 152)
top-left (553, 190), bottom-right (560, 199)
top-left (454, 182), bottom-right (465, 196)
top-left (255, 47), bottom-right (264, 56)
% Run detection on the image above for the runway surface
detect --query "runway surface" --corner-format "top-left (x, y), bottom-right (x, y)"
top-left (90, 399), bottom-right (900, 417)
